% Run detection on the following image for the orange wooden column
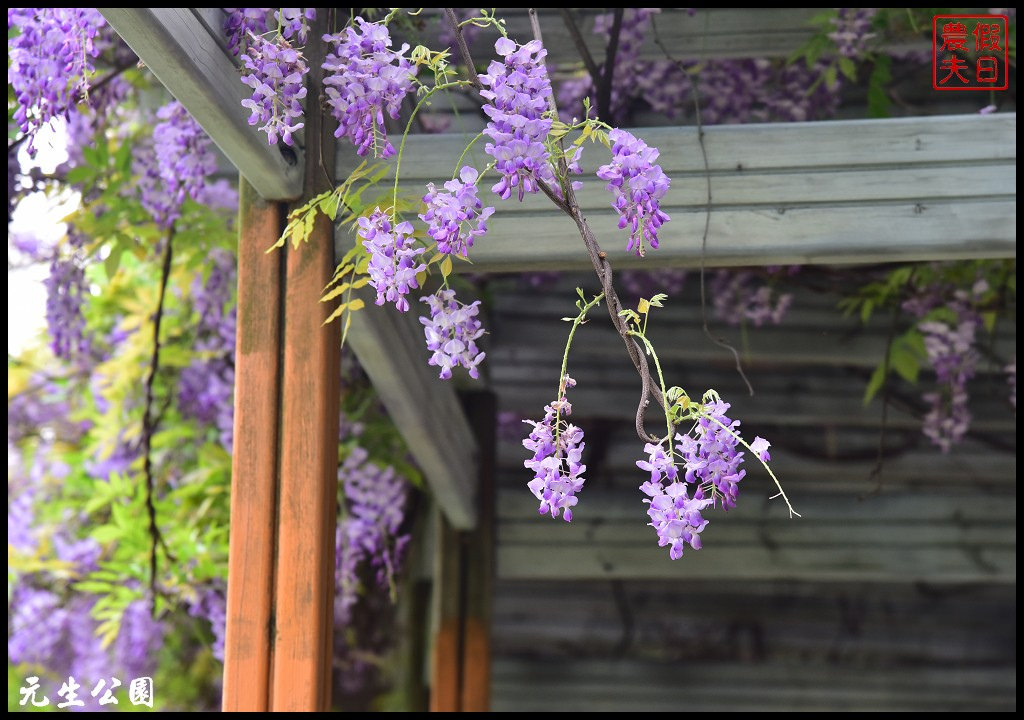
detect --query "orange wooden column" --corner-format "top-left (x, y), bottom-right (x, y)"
top-left (429, 392), bottom-right (496, 712)
top-left (223, 178), bottom-right (282, 712)
top-left (270, 8), bottom-right (340, 711)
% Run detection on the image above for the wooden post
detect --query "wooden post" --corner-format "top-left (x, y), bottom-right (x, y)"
top-left (223, 179), bottom-right (282, 711)
top-left (459, 391), bottom-right (496, 712)
top-left (428, 391), bottom-right (497, 712)
top-left (270, 9), bottom-right (340, 711)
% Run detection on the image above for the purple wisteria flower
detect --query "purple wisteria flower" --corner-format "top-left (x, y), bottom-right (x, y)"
top-left (276, 7), bottom-right (315, 44)
top-left (45, 248), bottom-right (91, 362)
top-left (358, 208), bottom-right (427, 312)
top-left (479, 37), bottom-right (557, 201)
top-left (919, 316), bottom-right (978, 453)
top-left (596, 128), bottom-right (671, 256)
top-left (178, 249), bottom-right (237, 451)
top-left (187, 583), bottom-right (227, 662)
top-left (322, 17), bottom-right (416, 158)
top-left (645, 479), bottom-right (713, 560)
top-left (523, 377), bottom-right (587, 521)
top-left (676, 399), bottom-right (746, 509)
top-left (419, 166), bottom-right (495, 257)
top-left (137, 101), bottom-right (217, 227)
top-left (335, 447), bottom-right (411, 625)
top-left (711, 269), bottom-right (794, 327)
top-left (420, 289), bottom-right (486, 380)
top-left (7, 8), bottom-right (106, 155)
top-left (637, 441), bottom-right (712, 560)
top-left (828, 8), bottom-right (877, 59)
top-left (224, 7), bottom-right (269, 55)
top-left (241, 33), bottom-right (308, 146)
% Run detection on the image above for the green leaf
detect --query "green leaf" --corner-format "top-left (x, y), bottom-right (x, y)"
top-left (440, 256), bottom-right (453, 278)
top-left (867, 55), bottom-right (892, 118)
top-left (838, 56), bottom-right (858, 81)
top-left (104, 246), bottom-right (124, 281)
top-left (638, 298), bottom-right (650, 314)
top-left (864, 363), bottom-right (886, 405)
top-left (860, 298), bottom-right (874, 325)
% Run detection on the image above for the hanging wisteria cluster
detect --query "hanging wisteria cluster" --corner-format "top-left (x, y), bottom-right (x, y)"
top-left (7, 8), bottom-right (106, 155)
top-left (335, 447), bottom-right (411, 626)
top-left (420, 166), bottom-right (495, 257)
top-left (420, 289), bottom-right (486, 380)
top-left (241, 33), bottom-right (308, 146)
top-left (596, 128), bottom-right (671, 256)
top-left (480, 37), bottom-right (557, 200)
top-left (358, 208), bottom-right (427, 313)
top-left (321, 17), bottom-right (417, 158)
top-left (522, 376), bottom-right (588, 522)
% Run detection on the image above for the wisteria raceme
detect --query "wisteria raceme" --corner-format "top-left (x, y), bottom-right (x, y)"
top-left (322, 17), bottom-right (416, 158)
top-left (358, 208), bottom-right (427, 312)
top-left (7, 8), bottom-right (106, 155)
top-left (828, 8), bottom-right (877, 59)
top-left (336, 447), bottom-right (411, 611)
top-left (241, 33), bottom-right (308, 146)
top-left (420, 166), bottom-right (495, 257)
top-left (676, 399), bottom-right (746, 509)
top-left (711, 269), bottom-right (794, 327)
top-left (523, 377), bottom-right (587, 521)
top-left (480, 37), bottom-right (557, 200)
top-left (44, 244), bottom-right (91, 362)
top-left (178, 249), bottom-right (237, 451)
top-left (645, 477), bottom-right (713, 560)
top-left (188, 583), bottom-right (227, 662)
top-left (276, 7), bottom-right (315, 44)
top-left (224, 7), bottom-right (269, 55)
top-left (918, 315), bottom-right (979, 453)
top-left (153, 102), bottom-right (217, 207)
top-left (114, 598), bottom-right (165, 678)
top-left (420, 289), bottom-right (486, 380)
top-left (596, 128), bottom-right (671, 256)
top-left (137, 102), bottom-right (217, 227)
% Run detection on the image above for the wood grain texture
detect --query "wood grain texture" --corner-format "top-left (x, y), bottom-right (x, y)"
top-left (348, 114), bottom-right (1015, 270)
top-left (270, 11), bottom-right (340, 710)
top-left (222, 179), bottom-right (282, 711)
top-left (429, 512), bottom-right (464, 712)
top-left (98, 8), bottom-right (303, 200)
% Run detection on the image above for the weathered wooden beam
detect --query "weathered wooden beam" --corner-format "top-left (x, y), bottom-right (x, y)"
top-left (223, 178), bottom-right (282, 712)
top-left (495, 489), bottom-right (1016, 583)
top-left (384, 114), bottom-right (1016, 270)
top-left (99, 8), bottom-right (303, 200)
top-left (418, 8), bottom-right (932, 62)
top-left (271, 13), bottom-right (339, 711)
top-left (345, 301), bottom-right (479, 529)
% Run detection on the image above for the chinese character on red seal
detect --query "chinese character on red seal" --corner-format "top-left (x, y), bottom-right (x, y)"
top-left (933, 14), bottom-right (1009, 91)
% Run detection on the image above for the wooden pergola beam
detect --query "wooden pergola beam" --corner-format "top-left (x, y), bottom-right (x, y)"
top-left (384, 113), bottom-right (1016, 271)
top-left (99, 8), bottom-right (304, 200)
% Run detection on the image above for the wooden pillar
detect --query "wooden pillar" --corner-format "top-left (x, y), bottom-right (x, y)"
top-left (271, 8), bottom-right (340, 711)
top-left (428, 391), bottom-right (496, 712)
top-left (459, 391), bottom-right (496, 712)
top-left (223, 179), bottom-right (283, 712)
top-left (225, 10), bottom-right (339, 712)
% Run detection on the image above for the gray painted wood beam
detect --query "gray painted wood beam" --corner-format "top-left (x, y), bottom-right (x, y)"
top-left (100, 8), bottom-right (303, 200)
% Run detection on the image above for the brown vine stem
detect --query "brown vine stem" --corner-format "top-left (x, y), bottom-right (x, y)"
top-left (444, 7), bottom-right (664, 442)
top-left (529, 7), bottom-right (664, 442)
top-left (597, 9), bottom-right (624, 122)
top-left (650, 16), bottom-right (754, 397)
top-left (141, 230), bottom-right (177, 614)
top-left (559, 9), bottom-right (602, 92)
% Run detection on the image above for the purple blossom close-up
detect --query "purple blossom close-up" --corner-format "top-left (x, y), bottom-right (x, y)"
top-left (241, 33), bottom-right (308, 146)
top-left (420, 288), bottom-right (486, 380)
top-left (596, 128), bottom-right (671, 256)
top-left (358, 208), bottom-right (427, 312)
top-left (420, 166), bottom-right (495, 257)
